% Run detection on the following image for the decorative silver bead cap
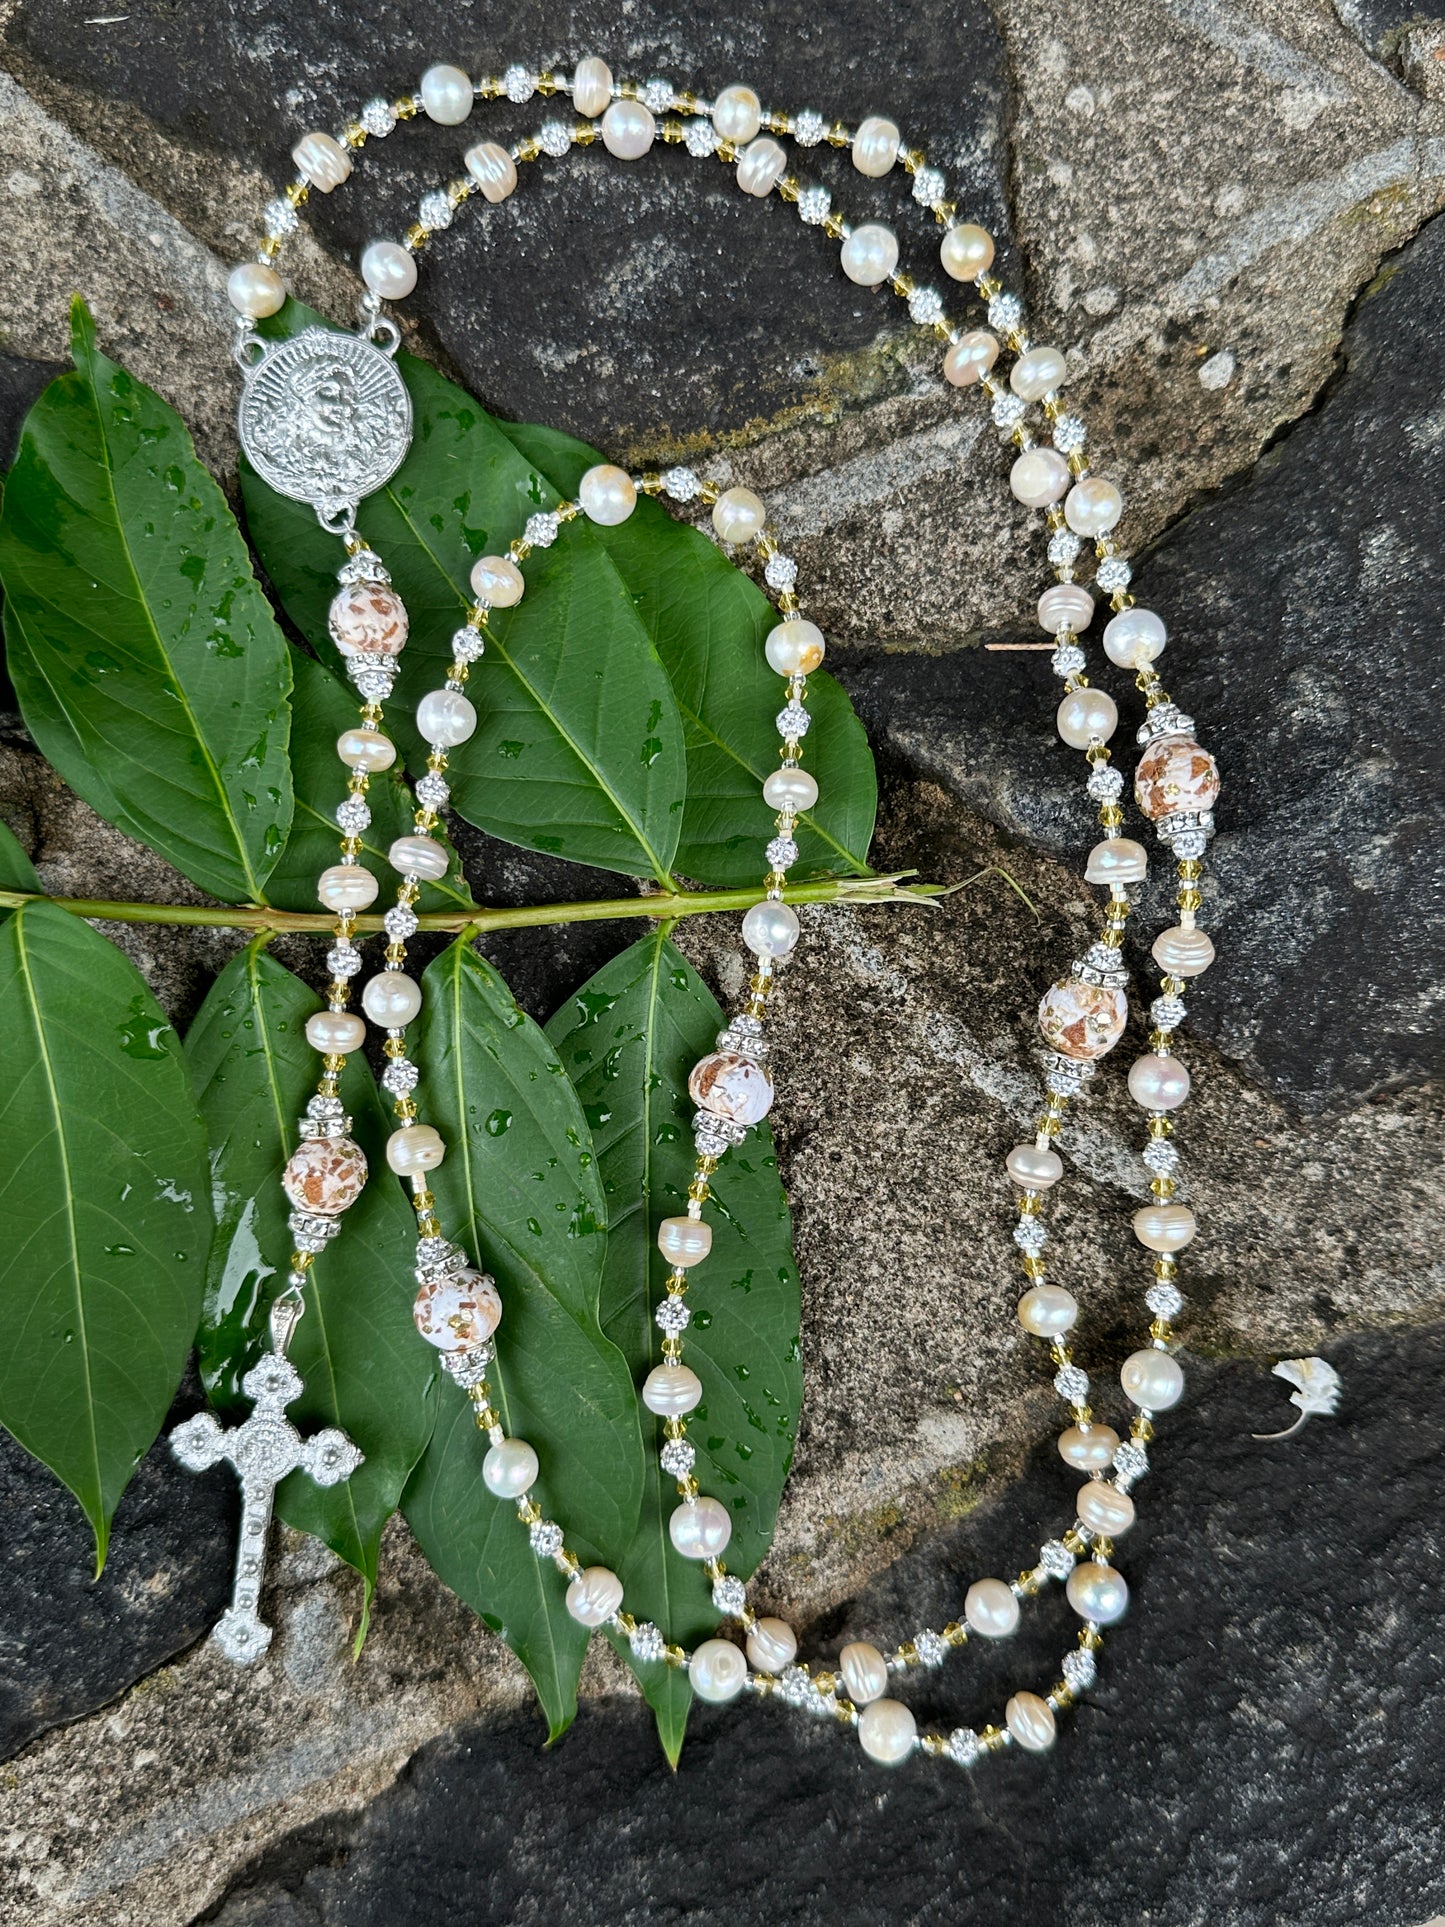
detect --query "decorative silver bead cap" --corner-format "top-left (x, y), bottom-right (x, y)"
top-left (694, 1113), bottom-right (750, 1157)
top-left (1156, 811), bottom-right (1215, 857)
top-left (347, 658), bottom-right (399, 703)
top-left (716, 1014), bottom-right (769, 1059)
top-left (299, 1094), bottom-right (351, 1140)
top-left (1135, 702), bottom-right (1195, 746)
top-left (441, 1345), bottom-right (493, 1389)
top-left (337, 549), bottom-right (391, 586)
top-left (1072, 943), bottom-right (1130, 990)
top-left (1039, 1050), bottom-right (1096, 1098)
top-left (414, 1237), bottom-right (469, 1286)
top-left (288, 1209), bottom-right (343, 1252)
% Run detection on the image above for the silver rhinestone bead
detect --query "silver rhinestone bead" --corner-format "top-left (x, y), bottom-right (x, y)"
top-left (659, 1436), bottom-right (696, 1476)
top-left (912, 166), bottom-right (946, 206)
top-left (441, 1347), bottom-right (492, 1389)
top-left (1054, 1364), bottom-right (1089, 1402)
top-left (1113, 1438), bottom-right (1150, 1481)
top-left (1087, 765), bottom-right (1125, 801)
top-left (1052, 414), bottom-right (1087, 454)
top-left (1047, 529), bottom-right (1082, 568)
top-left (765, 835), bottom-right (799, 871)
top-left (1040, 1539), bottom-right (1076, 1578)
top-left (991, 393), bottom-right (1026, 431)
top-left (915, 1629), bottom-right (948, 1668)
top-left (327, 942), bottom-right (362, 978)
top-left (335, 796), bottom-right (371, 834)
top-left (1013, 1216), bottom-right (1047, 1255)
top-left (1052, 643), bottom-right (1086, 678)
top-left (947, 1727), bottom-right (982, 1766)
top-left (384, 906), bottom-right (419, 940)
top-left (629, 1621), bottom-right (665, 1662)
top-left (797, 184), bottom-right (831, 226)
top-left (263, 196), bottom-right (299, 238)
top-left (908, 286), bottom-right (945, 327)
top-left (381, 1058), bottom-right (420, 1095)
top-left (655, 1295), bottom-right (691, 1335)
top-left (764, 553), bottom-right (797, 590)
top-left (418, 189), bottom-right (454, 232)
top-left (1096, 555), bottom-right (1133, 593)
top-left (987, 292), bottom-right (1023, 332)
top-left (792, 109), bottom-right (826, 146)
top-left (524, 512), bottom-right (559, 548)
top-left (1145, 1280), bottom-right (1184, 1320)
top-left (538, 120), bottom-right (572, 159)
top-left (1142, 1138), bottom-right (1180, 1178)
top-left (503, 65), bottom-right (536, 103)
top-left (775, 702), bottom-right (811, 741)
top-left (658, 466), bottom-right (697, 503)
top-left (641, 76), bottom-right (675, 111)
top-left (1062, 1647), bottom-right (1097, 1690)
top-left (529, 1519), bottom-right (564, 1557)
top-left (779, 1664), bottom-right (813, 1704)
top-left (684, 117), bottom-right (719, 158)
top-left (416, 772), bottom-right (450, 811)
top-left (713, 1574), bottom-right (747, 1616)
top-left (451, 624), bottom-right (486, 663)
top-left (1150, 994), bottom-right (1187, 1029)
top-left (360, 98), bottom-right (397, 137)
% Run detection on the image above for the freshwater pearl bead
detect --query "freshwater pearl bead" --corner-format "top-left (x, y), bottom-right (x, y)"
top-left (482, 1438), bottom-right (539, 1498)
top-left (1078, 1479), bottom-right (1136, 1538)
top-left (1006, 1143), bottom-right (1063, 1189)
top-left (1122, 1348), bottom-right (1185, 1411)
top-left (1010, 345), bottom-right (1067, 401)
top-left (1038, 980), bottom-right (1129, 1061)
top-left (762, 766), bottom-right (819, 812)
top-left (465, 141), bottom-right (518, 202)
top-left (1037, 583), bottom-right (1094, 634)
top-left (337, 727), bottom-right (395, 772)
top-left (412, 1268), bottom-right (501, 1349)
top-left (1152, 926), bottom-right (1216, 978)
top-left (317, 864), bottom-right (379, 913)
top-left (1128, 1052), bottom-right (1190, 1110)
top-left (1006, 1692), bottom-right (1056, 1752)
top-left (417, 688), bottom-right (478, 747)
top-left (305, 1010), bottom-right (365, 1054)
top-left (1067, 1561), bottom-right (1130, 1625)
top-left (282, 1137), bottom-right (367, 1214)
top-left (420, 63), bottom-right (473, 125)
top-left (1103, 606), bottom-right (1167, 668)
top-left (736, 136), bottom-right (787, 197)
top-left (386, 1124), bottom-right (445, 1175)
top-left (840, 223), bottom-right (899, 286)
top-left (1059, 1423), bottom-right (1119, 1471)
top-left (964, 1577), bottom-right (1020, 1638)
top-left (1135, 737), bottom-right (1221, 821)
top-left (852, 116), bottom-right (900, 176)
top-left (713, 487), bottom-right (766, 544)
top-left (764, 619), bottom-right (826, 676)
top-left (1065, 478), bottom-right (1123, 536)
top-left (579, 463), bottom-right (637, 525)
top-left (389, 835), bottom-right (449, 881)
top-left (641, 1362), bottom-right (703, 1416)
top-left (742, 900), bottom-right (800, 959)
top-left (227, 261), bottom-right (285, 318)
top-left (329, 583), bottom-right (409, 658)
top-left (1010, 446), bottom-right (1071, 507)
top-left (689, 1051), bottom-right (775, 1125)
top-left (1017, 1284), bottom-right (1078, 1338)
top-left (602, 99), bottom-right (655, 160)
top-left (943, 329), bottom-right (999, 385)
top-left (669, 1496), bottom-right (732, 1559)
top-left (858, 1698), bottom-right (916, 1765)
top-left (360, 241), bottom-right (417, 301)
top-left (1056, 686), bottom-right (1118, 749)
top-left (839, 1641), bottom-right (889, 1706)
top-left (1085, 837), bottom-right (1147, 885)
top-left (657, 1215), bottom-right (712, 1267)
top-left (1133, 1203), bottom-right (1197, 1252)
top-left (571, 56), bottom-right (612, 119)
top-left (939, 223), bottom-right (994, 281)
top-left (471, 554), bottom-right (524, 605)
top-left (292, 131), bottom-right (351, 192)
top-left (746, 1617), bottom-right (797, 1674)
top-left (361, 970), bottom-right (423, 1026)
top-left (566, 1565), bottom-right (624, 1627)
top-left (711, 84), bottom-right (762, 144)
top-left (690, 1638), bottom-right (748, 1703)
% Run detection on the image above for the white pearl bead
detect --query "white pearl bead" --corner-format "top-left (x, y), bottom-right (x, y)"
top-left (465, 141), bottom-right (518, 203)
top-left (1065, 478), bottom-right (1123, 537)
top-left (1006, 1144), bottom-right (1063, 1189)
top-left (964, 1577), bottom-right (1020, 1638)
top-left (571, 56), bottom-right (613, 119)
top-left (579, 463), bottom-right (637, 525)
top-left (565, 1564), bottom-right (623, 1627)
top-left (317, 863), bottom-right (378, 913)
top-left (305, 1010), bottom-right (365, 1054)
top-left (1085, 838), bottom-right (1147, 885)
top-left (1103, 607), bottom-right (1166, 668)
top-left (416, 688), bottom-right (478, 748)
top-left (1133, 1203), bottom-right (1197, 1252)
top-left (851, 116), bottom-right (900, 177)
top-left (337, 727), bottom-right (395, 772)
top-left (840, 223), bottom-right (899, 287)
top-left (386, 1124), bottom-right (445, 1174)
top-left (420, 63), bottom-right (473, 126)
top-left (1152, 926), bottom-right (1215, 977)
top-left (839, 1640), bottom-right (889, 1706)
top-left (943, 330), bottom-right (999, 386)
top-left (361, 970), bottom-right (423, 1027)
top-left (858, 1697), bottom-right (917, 1764)
top-left (1010, 346), bottom-right (1067, 402)
top-left (641, 1363), bottom-right (702, 1416)
top-left (736, 136), bottom-right (787, 197)
top-left (712, 487), bottom-right (766, 544)
top-left (1058, 1423), bottom-right (1119, 1471)
top-left (690, 1637), bottom-right (748, 1703)
top-left (360, 241), bottom-right (417, 301)
top-left (482, 1437), bottom-right (538, 1498)
top-left (1005, 1691), bottom-right (1057, 1752)
top-left (1010, 446), bottom-right (1071, 507)
top-left (763, 767), bottom-right (819, 812)
top-left (1121, 1348), bottom-right (1185, 1411)
top-left (1037, 584), bottom-right (1094, 635)
top-left (1077, 1479), bottom-right (1136, 1537)
top-left (669, 1496), bottom-right (732, 1560)
top-left (470, 554), bottom-right (524, 606)
top-left (746, 1617), bottom-right (797, 1673)
top-left (711, 84), bottom-right (762, 144)
top-left (601, 99), bottom-right (655, 160)
top-left (741, 900), bottom-right (800, 959)
top-left (764, 619), bottom-right (826, 676)
top-left (939, 223), bottom-right (994, 281)
top-left (1127, 1052), bottom-right (1190, 1110)
top-left (1056, 687), bottom-right (1118, 749)
top-left (227, 262), bottom-right (285, 318)
top-left (292, 131), bottom-right (351, 192)
top-left (1066, 1560), bottom-right (1129, 1625)
top-left (657, 1215), bottom-right (712, 1267)
top-left (1017, 1284), bottom-right (1078, 1338)
top-left (389, 834), bottom-right (449, 882)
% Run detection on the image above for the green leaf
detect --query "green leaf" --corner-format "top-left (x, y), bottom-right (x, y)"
top-left (241, 302), bottom-right (685, 885)
top-left (402, 939), bottom-right (646, 1739)
top-left (501, 420), bottom-right (877, 884)
top-left (545, 930), bottom-right (802, 1762)
top-left (0, 299), bottom-right (293, 903)
top-left (185, 942), bottom-right (437, 1618)
top-left (0, 901), bottom-right (211, 1568)
top-left (0, 817), bottom-right (40, 901)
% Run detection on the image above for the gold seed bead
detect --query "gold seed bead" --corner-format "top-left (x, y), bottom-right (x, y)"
top-left (1093, 1536), bottom-right (1115, 1560)
top-left (558, 1550), bottom-right (581, 1577)
top-left (321, 1053), bottom-right (346, 1074)
top-left (259, 236), bottom-right (282, 262)
top-left (981, 1724), bottom-right (1007, 1752)
top-left (680, 1475), bottom-right (699, 1500)
top-left (1017, 1568), bottom-right (1042, 1595)
top-left (1177, 888), bottom-right (1204, 914)
top-left (285, 180), bottom-right (310, 207)
top-left (1151, 1177), bottom-right (1175, 1201)
top-left (405, 224), bottom-right (429, 250)
top-left (664, 1644), bottom-right (686, 1668)
top-left (739, 1607), bottom-right (758, 1632)
top-left (574, 122), bottom-right (598, 144)
top-left (616, 1611), bottom-right (637, 1635)
top-left (944, 1620), bottom-right (967, 1646)
top-left (715, 136), bottom-right (738, 163)
top-left (518, 1498), bottom-right (542, 1525)
top-left (834, 1698), bottom-right (857, 1725)
top-left (292, 1249), bottom-right (315, 1271)
top-left (1021, 1255), bottom-right (1048, 1281)
top-left (1084, 741), bottom-right (1109, 764)
top-left (688, 1179), bottom-right (711, 1206)
top-left (412, 1188), bottom-right (435, 1213)
top-left (447, 179), bottom-right (472, 206)
top-left (1063, 1527), bottom-right (1088, 1554)
top-left (897, 1641), bottom-right (919, 1667)
top-left (341, 120), bottom-right (367, 147)
top-left (777, 175), bottom-right (801, 203)
top-left (1155, 1254), bottom-right (1178, 1276)
top-left (661, 1336), bottom-right (683, 1362)
top-left (1132, 1415), bottom-right (1155, 1443)
top-left (516, 137), bottom-right (541, 162)
top-left (339, 836), bottom-right (363, 860)
top-left (1081, 1625), bottom-right (1105, 1650)
top-left (891, 272), bottom-right (914, 298)
top-left (674, 90), bottom-right (699, 114)
top-left (1050, 1682), bottom-right (1075, 1707)
top-left (394, 1098), bottom-right (418, 1122)
top-left (921, 1733), bottom-right (947, 1758)
top-left (903, 146), bottom-right (927, 171)
top-left (1148, 1116), bottom-right (1174, 1139)
top-left (385, 943), bottom-right (406, 967)
top-left (394, 96), bottom-right (419, 118)
top-left (1150, 1317), bottom-right (1174, 1343)
top-left (933, 200), bottom-right (956, 226)
top-left (698, 479), bottom-right (721, 505)
top-left (1099, 803), bottom-right (1124, 829)
top-left (664, 1415), bottom-right (687, 1439)
top-left (822, 212), bottom-right (847, 240)
top-left (1177, 858), bottom-right (1203, 882)
top-left (661, 117), bottom-right (684, 143)
top-left (537, 70), bottom-right (558, 96)
top-left (777, 591), bottom-right (800, 615)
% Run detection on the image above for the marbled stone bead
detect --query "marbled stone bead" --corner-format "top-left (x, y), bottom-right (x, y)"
top-left (688, 1050), bottom-right (775, 1125)
top-left (1037, 980), bottom-right (1129, 1061)
top-left (1134, 736), bottom-right (1221, 821)
top-left (412, 1267), bottom-right (503, 1350)
top-left (328, 584), bottom-right (409, 658)
top-left (281, 1136), bottom-right (367, 1215)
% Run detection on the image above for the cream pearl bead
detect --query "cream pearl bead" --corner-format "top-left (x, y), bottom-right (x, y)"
top-left (942, 329), bottom-right (999, 386)
top-left (579, 463), bottom-right (637, 525)
top-left (417, 688), bottom-right (477, 748)
top-left (742, 900), bottom-right (800, 960)
top-left (360, 241), bottom-right (417, 301)
top-left (1133, 1203), bottom-right (1197, 1253)
top-left (420, 63), bottom-right (473, 125)
top-left (839, 1640), bottom-right (889, 1706)
top-left (840, 223), bottom-right (899, 287)
top-left (1017, 1284), bottom-right (1078, 1338)
top-left (386, 1124), bottom-right (446, 1175)
top-left (389, 834), bottom-right (449, 882)
top-left (764, 619), bottom-right (826, 676)
top-left (712, 84), bottom-right (762, 143)
top-left (669, 1496), bottom-right (732, 1560)
top-left (1056, 686), bottom-right (1118, 749)
top-left (482, 1438), bottom-right (538, 1498)
top-left (1037, 583), bottom-right (1094, 635)
top-left (465, 141), bottom-right (518, 203)
top-left (1067, 1560), bottom-right (1129, 1625)
top-left (1010, 346), bottom-right (1067, 402)
top-left (228, 261), bottom-right (285, 318)
top-left (1085, 837), bottom-right (1147, 885)
top-left (571, 56), bottom-right (613, 119)
top-left (736, 136), bottom-right (787, 197)
top-left (964, 1576), bottom-right (1020, 1638)
top-left (1128, 1052), bottom-right (1190, 1111)
top-left (1006, 1143), bottom-right (1063, 1189)
top-left (305, 1010), bottom-right (366, 1055)
top-left (317, 863), bottom-right (379, 913)
top-left (1153, 926), bottom-right (1215, 978)
top-left (361, 970), bottom-right (423, 1027)
top-left (1006, 1692), bottom-right (1057, 1752)
top-left (292, 131), bottom-right (351, 192)
top-left (1058, 1423), bottom-right (1119, 1472)
top-left (1077, 1479), bottom-right (1136, 1538)
top-left (1121, 1347), bottom-right (1185, 1411)
top-left (337, 727), bottom-right (396, 772)
top-left (762, 768), bottom-right (819, 815)
top-left (657, 1215), bottom-right (712, 1267)
top-left (852, 116), bottom-right (900, 177)
top-left (1010, 446), bottom-right (1071, 508)
top-left (690, 1637), bottom-right (748, 1703)
top-left (641, 1362), bottom-right (702, 1416)
top-left (470, 554), bottom-right (524, 605)
top-left (746, 1617), bottom-right (796, 1674)
top-left (1103, 607), bottom-right (1166, 669)
top-left (858, 1698), bottom-right (916, 1765)
top-left (602, 99), bottom-right (655, 160)
top-left (1065, 477), bottom-right (1123, 537)
top-left (713, 487), bottom-right (766, 544)
top-left (565, 1564), bottom-right (623, 1627)
top-left (939, 223), bottom-right (994, 281)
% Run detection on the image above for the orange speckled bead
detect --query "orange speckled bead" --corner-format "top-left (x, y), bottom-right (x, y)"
top-left (1134, 737), bottom-right (1220, 822)
top-left (688, 1051), bottom-right (774, 1125)
top-left (412, 1268), bottom-right (503, 1351)
top-left (1038, 981), bottom-right (1129, 1061)
top-left (328, 583), bottom-right (410, 658)
top-left (281, 1136), bottom-right (368, 1215)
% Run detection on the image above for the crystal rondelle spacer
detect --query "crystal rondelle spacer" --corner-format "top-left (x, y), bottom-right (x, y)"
top-left (1051, 642), bottom-right (1085, 678)
top-left (1052, 414), bottom-right (1087, 454)
top-left (415, 771), bottom-right (450, 809)
top-left (912, 165), bottom-right (946, 205)
top-left (1047, 529), bottom-right (1082, 567)
top-left (335, 796), bottom-right (371, 833)
top-left (384, 906), bottom-right (419, 940)
top-left (1086, 765), bottom-right (1125, 801)
top-left (381, 1058), bottom-right (420, 1095)
top-left (908, 286), bottom-right (945, 326)
top-left (1013, 1216), bottom-right (1047, 1254)
top-left (1142, 1138), bottom-right (1180, 1177)
top-left (641, 76), bottom-right (675, 111)
top-left (326, 941), bottom-right (362, 978)
top-left (1097, 555), bottom-right (1133, 592)
top-left (263, 196), bottom-right (299, 237)
top-left (502, 64), bottom-right (536, 102)
top-left (336, 549), bottom-right (391, 586)
top-left (441, 1346), bottom-right (492, 1389)
top-left (1113, 1438), bottom-right (1150, 1480)
top-left (766, 835), bottom-right (800, 871)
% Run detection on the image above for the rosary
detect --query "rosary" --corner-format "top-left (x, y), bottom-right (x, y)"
top-left (172, 55), bottom-right (1222, 1771)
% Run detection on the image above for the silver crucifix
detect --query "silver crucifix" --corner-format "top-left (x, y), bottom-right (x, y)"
top-left (169, 1345), bottom-right (363, 1664)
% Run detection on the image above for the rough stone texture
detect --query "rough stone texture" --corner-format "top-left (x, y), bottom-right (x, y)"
top-left (0, 3), bottom-right (1441, 1923)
